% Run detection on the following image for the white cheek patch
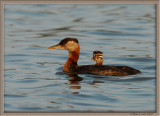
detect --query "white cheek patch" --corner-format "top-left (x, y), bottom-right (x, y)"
top-left (98, 54), bottom-right (104, 59)
top-left (66, 41), bottom-right (78, 51)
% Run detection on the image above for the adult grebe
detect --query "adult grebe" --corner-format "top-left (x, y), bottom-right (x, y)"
top-left (92, 51), bottom-right (104, 65)
top-left (48, 38), bottom-right (141, 76)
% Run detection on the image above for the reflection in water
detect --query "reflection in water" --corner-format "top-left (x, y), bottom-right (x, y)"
top-left (66, 74), bottom-right (83, 90)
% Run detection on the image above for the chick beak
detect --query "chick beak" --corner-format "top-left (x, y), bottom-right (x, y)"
top-left (48, 44), bottom-right (62, 49)
top-left (91, 57), bottom-right (95, 61)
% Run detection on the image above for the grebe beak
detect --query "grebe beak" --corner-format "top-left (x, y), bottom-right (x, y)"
top-left (48, 44), bottom-right (62, 49)
top-left (91, 57), bottom-right (95, 61)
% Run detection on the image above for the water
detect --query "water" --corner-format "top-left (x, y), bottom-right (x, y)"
top-left (4, 4), bottom-right (156, 112)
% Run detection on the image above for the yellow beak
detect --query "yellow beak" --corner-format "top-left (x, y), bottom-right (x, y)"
top-left (48, 44), bottom-right (62, 49)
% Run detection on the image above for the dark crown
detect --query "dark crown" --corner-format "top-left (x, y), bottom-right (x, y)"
top-left (93, 51), bottom-right (103, 54)
top-left (59, 38), bottom-right (79, 45)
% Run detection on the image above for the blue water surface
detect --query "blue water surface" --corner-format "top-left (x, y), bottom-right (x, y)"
top-left (4, 4), bottom-right (156, 112)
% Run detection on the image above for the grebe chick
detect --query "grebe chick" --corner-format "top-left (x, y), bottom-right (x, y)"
top-left (92, 51), bottom-right (104, 65)
top-left (48, 38), bottom-right (141, 76)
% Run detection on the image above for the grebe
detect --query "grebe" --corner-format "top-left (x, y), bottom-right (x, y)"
top-left (48, 38), bottom-right (141, 76)
top-left (92, 51), bottom-right (104, 65)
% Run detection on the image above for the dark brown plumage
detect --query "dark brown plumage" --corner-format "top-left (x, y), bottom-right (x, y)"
top-left (48, 38), bottom-right (141, 76)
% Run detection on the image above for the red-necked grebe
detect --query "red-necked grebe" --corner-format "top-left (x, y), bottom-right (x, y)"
top-left (48, 38), bottom-right (141, 76)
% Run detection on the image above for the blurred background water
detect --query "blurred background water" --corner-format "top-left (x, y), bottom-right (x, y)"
top-left (4, 4), bottom-right (156, 112)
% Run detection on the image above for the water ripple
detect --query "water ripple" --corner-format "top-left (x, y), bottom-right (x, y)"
top-left (4, 4), bottom-right (156, 112)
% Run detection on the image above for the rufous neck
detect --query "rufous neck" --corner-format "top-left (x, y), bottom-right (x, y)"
top-left (63, 46), bottom-right (80, 72)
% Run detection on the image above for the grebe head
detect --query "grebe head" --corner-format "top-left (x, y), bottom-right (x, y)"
top-left (92, 51), bottom-right (104, 65)
top-left (48, 38), bottom-right (79, 51)
top-left (48, 38), bottom-right (80, 72)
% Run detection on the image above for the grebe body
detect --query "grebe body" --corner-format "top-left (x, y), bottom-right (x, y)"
top-left (48, 38), bottom-right (140, 76)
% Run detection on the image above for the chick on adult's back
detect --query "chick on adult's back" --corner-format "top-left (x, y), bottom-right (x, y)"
top-left (48, 38), bottom-right (141, 76)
